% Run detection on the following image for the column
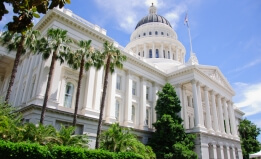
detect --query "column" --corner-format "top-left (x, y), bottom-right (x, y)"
top-left (201, 143), bottom-right (210, 159)
top-left (204, 86), bottom-right (214, 132)
top-left (182, 86), bottom-right (189, 129)
top-left (197, 82), bottom-right (205, 128)
top-left (84, 67), bottom-right (95, 109)
top-left (176, 84), bottom-right (183, 120)
top-left (223, 99), bottom-right (231, 135)
top-left (152, 83), bottom-right (159, 125)
top-left (238, 148), bottom-right (243, 159)
top-left (191, 80), bottom-right (203, 129)
top-left (232, 147), bottom-right (236, 159)
top-left (228, 101), bottom-right (237, 137)
top-left (143, 44), bottom-right (147, 58)
top-left (212, 144), bottom-right (218, 159)
top-left (160, 44), bottom-right (164, 58)
top-left (175, 47), bottom-right (178, 60)
top-left (105, 73), bottom-right (116, 123)
top-left (211, 91), bottom-right (220, 133)
top-left (226, 145), bottom-right (231, 159)
top-left (219, 144), bottom-right (225, 159)
top-left (124, 71), bottom-right (132, 126)
top-left (93, 68), bottom-right (103, 111)
top-left (139, 77), bottom-right (147, 130)
top-left (152, 43), bottom-right (155, 58)
top-left (217, 95), bottom-right (225, 134)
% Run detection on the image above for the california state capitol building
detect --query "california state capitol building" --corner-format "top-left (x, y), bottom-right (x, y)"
top-left (0, 4), bottom-right (245, 159)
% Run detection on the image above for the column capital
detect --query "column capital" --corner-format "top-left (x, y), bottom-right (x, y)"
top-left (191, 79), bottom-right (197, 84)
top-left (175, 83), bottom-right (182, 88)
top-left (196, 81), bottom-right (202, 86)
top-left (182, 85), bottom-right (187, 90)
top-left (216, 94), bottom-right (221, 99)
top-left (210, 90), bottom-right (217, 95)
top-left (203, 86), bottom-right (209, 91)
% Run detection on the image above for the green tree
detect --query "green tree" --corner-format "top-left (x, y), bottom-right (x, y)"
top-left (0, 29), bottom-right (40, 102)
top-left (100, 123), bottom-right (156, 159)
top-left (149, 83), bottom-right (197, 159)
top-left (238, 119), bottom-right (261, 159)
top-left (37, 28), bottom-right (72, 124)
top-left (66, 40), bottom-right (97, 127)
top-left (0, 0), bottom-right (70, 32)
top-left (95, 41), bottom-right (126, 149)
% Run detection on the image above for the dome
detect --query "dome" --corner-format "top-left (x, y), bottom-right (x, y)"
top-left (135, 3), bottom-right (172, 30)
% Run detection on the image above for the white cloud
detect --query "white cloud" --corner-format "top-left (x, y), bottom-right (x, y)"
top-left (233, 82), bottom-right (261, 116)
top-left (230, 58), bottom-right (261, 73)
top-left (94, 0), bottom-right (199, 33)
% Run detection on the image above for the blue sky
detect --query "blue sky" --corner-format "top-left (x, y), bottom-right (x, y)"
top-left (1, 0), bottom-right (261, 139)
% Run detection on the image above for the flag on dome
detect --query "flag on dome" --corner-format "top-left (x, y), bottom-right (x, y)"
top-left (184, 13), bottom-right (189, 27)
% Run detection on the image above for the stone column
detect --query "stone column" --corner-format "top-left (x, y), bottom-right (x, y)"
top-left (197, 82), bottom-right (205, 128)
top-left (84, 67), bottom-right (95, 109)
top-left (219, 144), bottom-right (225, 159)
top-left (226, 145), bottom-right (231, 159)
top-left (182, 86), bottom-right (189, 129)
top-left (232, 147), bottom-right (236, 159)
top-left (201, 143), bottom-right (210, 159)
top-left (161, 44), bottom-right (164, 58)
top-left (124, 71), bottom-right (132, 126)
top-left (212, 144), bottom-right (218, 159)
top-left (139, 77), bottom-right (147, 130)
top-left (191, 80), bottom-right (204, 130)
top-left (175, 47), bottom-right (178, 60)
top-left (93, 68), bottom-right (103, 111)
top-left (228, 101), bottom-right (237, 137)
top-left (217, 95), bottom-right (225, 134)
top-left (223, 99), bottom-right (231, 135)
top-left (238, 148), bottom-right (243, 159)
top-left (105, 73), bottom-right (116, 123)
top-left (152, 83), bottom-right (159, 125)
top-left (211, 91), bottom-right (220, 133)
top-left (152, 43), bottom-right (155, 58)
top-left (204, 86), bottom-right (214, 132)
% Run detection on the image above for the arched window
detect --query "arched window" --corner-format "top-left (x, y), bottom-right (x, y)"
top-left (149, 32), bottom-right (152, 35)
top-left (156, 49), bottom-right (159, 58)
top-left (168, 51), bottom-right (170, 59)
top-left (143, 33), bottom-right (146, 36)
top-left (131, 105), bottom-right (135, 122)
top-left (167, 33), bottom-right (169, 36)
top-left (161, 32), bottom-right (164, 35)
top-left (155, 31), bottom-right (158, 35)
top-left (115, 100), bottom-right (120, 120)
top-left (64, 82), bottom-right (74, 108)
top-left (149, 49), bottom-right (152, 58)
top-left (138, 52), bottom-right (140, 56)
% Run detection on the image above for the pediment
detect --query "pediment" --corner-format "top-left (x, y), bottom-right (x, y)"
top-left (197, 66), bottom-right (233, 92)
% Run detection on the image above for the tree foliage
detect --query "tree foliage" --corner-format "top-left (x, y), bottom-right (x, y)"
top-left (0, 0), bottom-right (70, 33)
top-left (100, 123), bottom-right (156, 159)
top-left (149, 83), bottom-right (197, 159)
top-left (238, 119), bottom-right (261, 159)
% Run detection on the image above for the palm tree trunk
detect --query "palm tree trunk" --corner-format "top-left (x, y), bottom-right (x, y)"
top-left (5, 35), bottom-right (25, 103)
top-left (95, 55), bottom-right (111, 149)
top-left (72, 56), bottom-right (85, 127)
top-left (40, 50), bottom-right (57, 124)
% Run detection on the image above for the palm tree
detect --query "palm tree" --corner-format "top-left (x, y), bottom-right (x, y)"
top-left (0, 29), bottom-right (40, 103)
top-left (37, 28), bottom-right (72, 124)
top-left (66, 40), bottom-right (95, 127)
top-left (95, 41), bottom-right (127, 149)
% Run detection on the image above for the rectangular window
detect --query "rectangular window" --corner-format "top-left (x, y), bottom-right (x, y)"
top-left (116, 75), bottom-right (121, 90)
top-left (115, 100), bottom-right (120, 121)
top-left (132, 81), bottom-right (136, 95)
top-left (146, 109), bottom-right (150, 126)
top-left (146, 87), bottom-right (149, 100)
top-left (131, 105), bottom-right (135, 122)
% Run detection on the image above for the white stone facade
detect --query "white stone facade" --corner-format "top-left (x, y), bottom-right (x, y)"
top-left (0, 5), bottom-right (244, 159)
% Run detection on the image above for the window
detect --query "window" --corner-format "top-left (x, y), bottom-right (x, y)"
top-left (132, 81), bottom-right (137, 95)
top-left (64, 82), bottom-right (74, 108)
top-left (161, 32), bottom-right (164, 35)
top-left (149, 32), bottom-right (152, 35)
top-left (138, 52), bottom-right (140, 56)
top-left (168, 51), bottom-right (170, 59)
top-left (131, 105), bottom-right (135, 122)
top-left (167, 33), bottom-right (169, 36)
top-left (115, 100), bottom-right (120, 120)
top-left (187, 96), bottom-right (190, 107)
top-left (149, 49), bottom-right (152, 58)
top-left (116, 75), bottom-right (121, 90)
top-left (143, 51), bottom-right (144, 57)
top-left (146, 87), bottom-right (149, 100)
top-left (143, 33), bottom-right (146, 36)
top-left (156, 49), bottom-right (159, 58)
top-left (163, 50), bottom-right (166, 58)
top-left (155, 31), bottom-right (158, 35)
top-left (138, 35), bottom-right (140, 37)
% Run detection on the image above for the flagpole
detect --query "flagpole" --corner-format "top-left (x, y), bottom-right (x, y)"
top-left (185, 13), bottom-right (193, 56)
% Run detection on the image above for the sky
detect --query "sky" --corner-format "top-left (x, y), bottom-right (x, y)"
top-left (1, 0), bottom-right (261, 139)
